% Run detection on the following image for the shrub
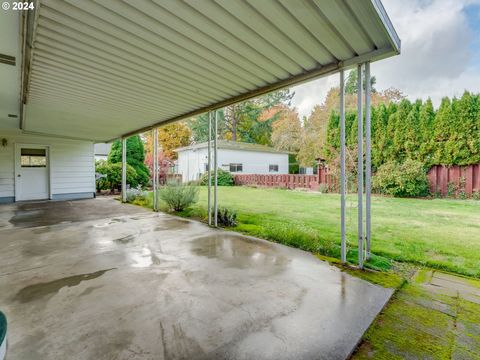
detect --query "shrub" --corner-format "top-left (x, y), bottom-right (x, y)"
top-left (318, 183), bottom-right (330, 193)
top-left (373, 159), bottom-right (430, 197)
top-left (159, 181), bottom-right (199, 211)
top-left (200, 169), bottom-right (234, 186)
top-left (458, 177), bottom-right (467, 199)
top-left (217, 208), bottom-right (237, 227)
top-left (108, 135), bottom-right (150, 187)
top-left (472, 189), bottom-right (480, 200)
top-left (126, 186), bottom-right (149, 203)
top-left (96, 162), bottom-right (138, 192)
top-left (447, 181), bottom-right (458, 198)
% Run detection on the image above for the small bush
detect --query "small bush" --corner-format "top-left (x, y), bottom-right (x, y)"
top-left (96, 162), bottom-right (138, 192)
top-left (473, 189), bottom-right (480, 200)
top-left (447, 181), bottom-right (458, 198)
top-left (200, 169), bottom-right (234, 186)
top-left (217, 207), bottom-right (237, 227)
top-left (159, 181), bottom-right (199, 212)
top-left (458, 177), bottom-right (467, 199)
top-left (373, 159), bottom-right (430, 197)
top-left (318, 183), bottom-right (330, 193)
top-left (126, 186), bottom-right (149, 204)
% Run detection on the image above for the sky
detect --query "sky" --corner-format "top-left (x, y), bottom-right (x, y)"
top-left (291, 0), bottom-right (480, 119)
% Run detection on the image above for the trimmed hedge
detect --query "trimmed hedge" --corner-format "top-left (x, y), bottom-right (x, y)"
top-left (200, 169), bottom-right (234, 186)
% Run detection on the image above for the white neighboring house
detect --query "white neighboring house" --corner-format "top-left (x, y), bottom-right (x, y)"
top-left (175, 140), bottom-right (289, 183)
top-left (94, 143), bottom-right (112, 162)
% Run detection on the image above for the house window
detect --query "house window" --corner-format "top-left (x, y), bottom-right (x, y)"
top-left (21, 148), bottom-right (47, 167)
top-left (229, 163), bottom-right (243, 172)
top-left (269, 164), bottom-right (279, 172)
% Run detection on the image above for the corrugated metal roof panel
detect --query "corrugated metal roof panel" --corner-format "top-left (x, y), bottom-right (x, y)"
top-left (19, 0), bottom-right (400, 141)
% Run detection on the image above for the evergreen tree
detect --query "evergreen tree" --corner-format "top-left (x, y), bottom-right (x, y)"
top-left (108, 135), bottom-right (150, 187)
top-left (380, 103), bottom-right (396, 165)
top-left (432, 97), bottom-right (453, 165)
top-left (391, 99), bottom-right (413, 163)
top-left (324, 91), bottom-right (480, 172)
top-left (188, 90), bottom-right (294, 144)
top-left (455, 92), bottom-right (480, 165)
top-left (403, 100), bottom-right (422, 161)
top-left (345, 68), bottom-right (377, 94)
top-left (371, 104), bottom-right (388, 169)
top-left (418, 99), bottom-right (436, 166)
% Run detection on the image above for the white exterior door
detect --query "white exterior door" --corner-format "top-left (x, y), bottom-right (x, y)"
top-left (15, 145), bottom-right (49, 201)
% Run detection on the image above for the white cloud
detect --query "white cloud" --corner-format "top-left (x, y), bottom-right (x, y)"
top-left (291, 0), bottom-right (480, 118)
top-left (290, 75), bottom-right (338, 119)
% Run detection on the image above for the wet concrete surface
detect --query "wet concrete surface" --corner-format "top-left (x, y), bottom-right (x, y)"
top-left (0, 196), bottom-right (149, 229)
top-left (0, 198), bottom-right (393, 360)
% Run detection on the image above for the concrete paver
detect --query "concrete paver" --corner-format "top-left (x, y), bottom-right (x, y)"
top-left (352, 268), bottom-right (480, 359)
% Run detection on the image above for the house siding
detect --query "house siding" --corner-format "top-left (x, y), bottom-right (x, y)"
top-left (218, 149), bottom-right (288, 175)
top-left (177, 147), bottom-right (288, 182)
top-left (0, 131), bottom-right (95, 202)
top-left (177, 148), bottom-right (208, 183)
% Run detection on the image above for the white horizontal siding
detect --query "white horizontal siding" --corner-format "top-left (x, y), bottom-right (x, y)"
top-left (177, 147), bottom-right (288, 182)
top-left (0, 130), bottom-right (94, 199)
top-left (0, 142), bottom-right (14, 197)
top-left (218, 149), bottom-right (288, 175)
top-left (177, 148), bottom-right (208, 183)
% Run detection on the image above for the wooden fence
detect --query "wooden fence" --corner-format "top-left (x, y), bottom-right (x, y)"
top-left (427, 165), bottom-right (480, 197)
top-left (318, 166), bottom-right (337, 192)
top-left (234, 164), bottom-right (480, 197)
top-left (234, 174), bottom-right (319, 190)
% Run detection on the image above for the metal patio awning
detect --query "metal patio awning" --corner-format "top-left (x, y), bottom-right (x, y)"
top-left (5, 0), bottom-right (399, 142)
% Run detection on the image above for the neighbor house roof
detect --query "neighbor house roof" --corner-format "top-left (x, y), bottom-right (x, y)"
top-left (94, 143), bottom-right (112, 157)
top-left (1, 0), bottom-right (400, 142)
top-left (175, 140), bottom-right (290, 154)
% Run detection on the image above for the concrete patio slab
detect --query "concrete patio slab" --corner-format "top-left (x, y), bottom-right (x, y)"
top-left (0, 198), bottom-right (392, 360)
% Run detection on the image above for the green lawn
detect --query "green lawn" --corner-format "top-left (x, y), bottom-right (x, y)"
top-left (174, 187), bottom-right (480, 277)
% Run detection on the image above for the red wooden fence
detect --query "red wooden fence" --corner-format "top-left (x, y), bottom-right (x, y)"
top-left (427, 165), bottom-right (480, 197)
top-left (234, 174), bottom-right (319, 190)
top-left (234, 164), bottom-right (480, 197)
top-left (318, 166), bottom-right (337, 192)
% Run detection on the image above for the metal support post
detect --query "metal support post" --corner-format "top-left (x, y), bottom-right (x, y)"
top-left (121, 137), bottom-right (127, 203)
top-left (153, 128), bottom-right (159, 211)
top-left (365, 62), bottom-right (372, 260)
top-left (340, 69), bottom-right (347, 263)
top-left (213, 110), bottom-right (218, 227)
top-left (357, 63), bottom-right (364, 269)
top-left (207, 112), bottom-right (212, 226)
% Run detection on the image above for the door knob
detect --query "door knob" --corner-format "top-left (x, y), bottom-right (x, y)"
top-left (17, 174), bottom-right (21, 177)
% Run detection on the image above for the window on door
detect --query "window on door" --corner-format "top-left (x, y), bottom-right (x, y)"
top-left (229, 163), bottom-right (243, 172)
top-left (269, 164), bottom-right (279, 172)
top-left (21, 148), bottom-right (47, 167)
